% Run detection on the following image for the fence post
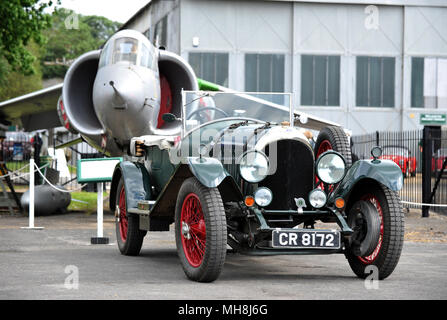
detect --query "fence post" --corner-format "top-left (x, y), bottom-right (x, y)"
top-left (91, 181), bottom-right (109, 245)
top-left (421, 126), bottom-right (434, 217)
top-left (21, 158), bottom-right (44, 230)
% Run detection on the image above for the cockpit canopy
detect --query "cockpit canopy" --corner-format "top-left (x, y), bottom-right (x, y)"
top-left (99, 34), bottom-right (157, 70)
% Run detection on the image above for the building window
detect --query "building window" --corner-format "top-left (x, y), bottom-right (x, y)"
top-left (411, 57), bottom-right (447, 109)
top-left (301, 55), bottom-right (340, 106)
top-left (245, 54), bottom-right (285, 105)
top-left (245, 54), bottom-right (285, 92)
top-left (154, 16), bottom-right (167, 48)
top-left (356, 56), bottom-right (395, 108)
top-left (189, 52), bottom-right (229, 87)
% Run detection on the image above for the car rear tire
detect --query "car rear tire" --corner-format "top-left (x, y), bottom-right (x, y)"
top-left (314, 126), bottom-right (352, 167)
top-left (115, 178), bottom-right (146, 256)
top-left (175, 177), bottom-right (227, 282)
top-left (346, 182), bottom-right (404, 280)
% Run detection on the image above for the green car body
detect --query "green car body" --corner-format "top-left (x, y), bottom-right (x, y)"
top-left (110, 116), bottom-right (403, 253)
top-left (108, 88), bottom-right (406, 283)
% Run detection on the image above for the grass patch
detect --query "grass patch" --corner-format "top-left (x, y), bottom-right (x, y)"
top-left (5, 161), bottom-right (28, 171)
top-left (68, 165), bottom-right (77, 174)
top-left (69, 191), bottom-right (110, 213)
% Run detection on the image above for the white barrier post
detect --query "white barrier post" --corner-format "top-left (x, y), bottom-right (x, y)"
top-left (91, 182), bottom-right (108, 244)
top-left (77, 157), bottom-right (121, 245)
top-left (21, 158), bottom-right (43, 230)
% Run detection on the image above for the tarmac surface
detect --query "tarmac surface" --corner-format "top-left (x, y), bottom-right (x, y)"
top-left (0, 209), bottom-right (446, 300)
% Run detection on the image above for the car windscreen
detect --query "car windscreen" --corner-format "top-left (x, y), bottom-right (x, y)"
top-left (182, 91), bottom-right (292, 134)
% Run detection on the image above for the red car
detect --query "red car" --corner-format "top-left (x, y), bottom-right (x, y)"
top-left (433, 148), bottom-right (447, 176)
top-left (380, 145), bottom-right (417, 178)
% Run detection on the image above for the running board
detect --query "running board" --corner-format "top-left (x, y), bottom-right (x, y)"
top-left (127, 201), bottom-right (171, 232)
top-left (127, 200), bottom-right (155, 215)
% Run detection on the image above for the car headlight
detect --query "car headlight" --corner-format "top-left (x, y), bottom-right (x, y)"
top-left (316, 151), bottom-right (346, 184)
top-left (239, 151), bottom-right (269, 183)
top-left (254, 187), bottom-right (273, 207)
top-left (309, 189), bottom-right (327, 208)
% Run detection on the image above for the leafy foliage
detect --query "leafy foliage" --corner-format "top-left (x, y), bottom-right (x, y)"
top-left (41, 8), bottom-right (121, 79)
top-left (0, 42), bottom-right (43, 101)
top-left (0, 0), bottom-right (57, 79)
top-left (0, 2), bottom-right (121, 100)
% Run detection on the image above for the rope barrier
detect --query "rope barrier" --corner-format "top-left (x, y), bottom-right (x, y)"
top-left (0, 163), bottom-right (30, 178)
top-left (0, 163), bottom-right (50, 181)
top-left (33, 162), bottom-right (86, 193)
top-left (401, 200), bottom-right (447, 208)
top-left (6, 160), bottom-right (443, 208)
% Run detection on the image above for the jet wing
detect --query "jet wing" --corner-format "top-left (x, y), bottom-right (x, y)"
top-left (0, 83), bottom-right (63, 132)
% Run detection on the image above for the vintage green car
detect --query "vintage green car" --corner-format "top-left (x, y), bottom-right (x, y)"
top-left (110, 90), bottom-right (405, 282)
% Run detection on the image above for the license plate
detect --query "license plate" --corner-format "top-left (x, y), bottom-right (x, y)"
top-left (272, 229), bottom-right (341, 249)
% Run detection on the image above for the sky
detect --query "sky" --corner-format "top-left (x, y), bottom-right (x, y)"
top-left (52, 0), bottom-right (150, 23)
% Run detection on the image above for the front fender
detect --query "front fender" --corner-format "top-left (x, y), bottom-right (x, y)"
top-left (110, 161), bottom-right (152, 212)
top-left (186, 157), bottom-right (229, 188)
top-left (330, 159), bottom-right (403, 201)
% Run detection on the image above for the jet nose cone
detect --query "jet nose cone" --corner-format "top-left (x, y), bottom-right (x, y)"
top-left (93, 66), bottom-right (158, 142)
top-left (107, 77), bottom-right (145, 110)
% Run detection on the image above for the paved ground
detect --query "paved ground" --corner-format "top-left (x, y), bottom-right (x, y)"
top-left (0, 209), bottom-right (446, 300)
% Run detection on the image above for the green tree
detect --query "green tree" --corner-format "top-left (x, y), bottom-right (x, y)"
top-left (0, 42), bottom-right (43, 101)
top-left (84, 15), bottom-right (121, 45)
top-left (41, 9), bottom-right (121, 79)
top-left (0, 0), bottom-right (58, 82)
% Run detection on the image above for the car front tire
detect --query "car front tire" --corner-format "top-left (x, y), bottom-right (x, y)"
top-left (175, 177), bottom-right (227, 282)
top-left (346, 182), bottom-right (405, 280)
top-left (115, 178), bottom-right (146, 256)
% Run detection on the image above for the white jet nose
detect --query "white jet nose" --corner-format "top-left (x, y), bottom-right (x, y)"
top-left (93, 64), bottom-right (159, 142)
top-left (106, 75), bottom-right (145, 111)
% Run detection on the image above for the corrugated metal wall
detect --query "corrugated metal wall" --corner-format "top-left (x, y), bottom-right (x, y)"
top-left (127, 0), bottom-right (447, 135)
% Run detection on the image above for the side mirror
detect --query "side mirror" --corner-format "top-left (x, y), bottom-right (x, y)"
top-left (162, 113), bottom-right (178, 123)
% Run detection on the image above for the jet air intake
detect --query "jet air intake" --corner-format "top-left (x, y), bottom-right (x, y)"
top-left (60, 29), bottom-right (199, 156)
top-left (62, 50), bottom-right (103, 136)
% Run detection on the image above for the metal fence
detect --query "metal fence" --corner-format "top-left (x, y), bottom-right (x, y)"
top-left (352, 128), bottom-right (447, 215)
top-left (53, 131), bottom-right (108, 192)
top-left (2, 127), bottom-right (445, 215)
top-left (1, 129), bottom-right (109, 192)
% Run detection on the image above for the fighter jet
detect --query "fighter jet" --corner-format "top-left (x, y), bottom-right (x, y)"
top-left (0, 29), bottom-right (339, 156)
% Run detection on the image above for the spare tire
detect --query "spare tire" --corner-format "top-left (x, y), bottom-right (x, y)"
top-left (314, 126), bottom-right (352, 167)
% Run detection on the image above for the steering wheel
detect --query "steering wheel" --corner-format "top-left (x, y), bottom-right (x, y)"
top-left (187, 107), bottom-right (230, 122)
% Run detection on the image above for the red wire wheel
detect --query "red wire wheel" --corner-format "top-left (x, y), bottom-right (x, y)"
top-left (358, 194), bottom-right (384, 264)
top-left (175, 177), bottom-right (227, 282)
top-left (317, 140), bottom-right (333, 158)
top-left (180, 193), bottom-right (207, 268)
top-left (115, 177), bottom-right (146, 256)
top-left (314, 127), bottom-right (352, 192)
top-left (118, 186), bottom-right (128, 242)
top-left (315, 140), bottom-right (333, 189)
top-left (346, 183), bottom-right (404, 280)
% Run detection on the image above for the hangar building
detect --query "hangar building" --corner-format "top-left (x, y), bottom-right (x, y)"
top-left (122, 0), bottom-right (447, 135)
